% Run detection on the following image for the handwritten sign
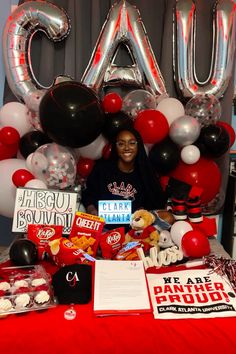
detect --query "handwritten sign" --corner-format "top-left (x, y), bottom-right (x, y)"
top-left (147, 269), bottom-right (236, 319)
top-left (12, 188), bottom-right (77, 234)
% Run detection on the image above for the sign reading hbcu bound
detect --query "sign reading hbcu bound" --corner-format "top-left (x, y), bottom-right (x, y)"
top-left (12, 188), bottom-right (77, 235)
top-left (147, 269), bottom-right (236, 319)
top-left (98, 200), bottom-right (132, 224)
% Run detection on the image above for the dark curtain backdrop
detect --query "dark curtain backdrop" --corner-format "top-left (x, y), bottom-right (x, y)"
top-left (3, 0), bottom-right (236, 211)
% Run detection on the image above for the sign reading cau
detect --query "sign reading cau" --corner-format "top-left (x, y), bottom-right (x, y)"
top-left (12, 188), bottom-right (77, 234)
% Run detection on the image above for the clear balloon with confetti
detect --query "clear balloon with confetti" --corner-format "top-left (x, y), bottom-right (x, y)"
top-left (30, 143), bottom-right (77, 189)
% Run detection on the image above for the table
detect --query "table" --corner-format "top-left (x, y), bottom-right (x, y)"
top-left (0, 238), bottom-right (235, 354)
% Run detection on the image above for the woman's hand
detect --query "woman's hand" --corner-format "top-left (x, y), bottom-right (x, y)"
top-left (86, 204), bottom-right (98, 216)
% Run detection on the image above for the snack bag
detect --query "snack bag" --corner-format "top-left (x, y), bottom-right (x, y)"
top-left (69, 212), bottom-right (105, 256)
top-left (47, 237), bottom-right (96, 267)
top-left (100, 227), bottom-right (125, 259)
top-left (114, 241), bottom-right (141, 261)
top-left (28, 224), bottom-right (63, 260)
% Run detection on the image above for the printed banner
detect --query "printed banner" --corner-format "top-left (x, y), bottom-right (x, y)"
top-left (147, 269), bottom-right (236, 319)
top-left (12, 188), bottom-right (77, 234)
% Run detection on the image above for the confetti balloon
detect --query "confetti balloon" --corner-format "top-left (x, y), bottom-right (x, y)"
top-left (185, 94), bottom-right (221, 127)
top-left (30, 143), bottom-right (76, 189)
top-left (122, 89), bottom-right (156, 120)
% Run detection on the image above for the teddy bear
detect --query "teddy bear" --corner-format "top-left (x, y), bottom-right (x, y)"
top-left (125, 209), bottom-right (160, 253)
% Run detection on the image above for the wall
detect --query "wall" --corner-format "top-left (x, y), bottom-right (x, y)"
top-left (0, 1), bottom-right (18, 246)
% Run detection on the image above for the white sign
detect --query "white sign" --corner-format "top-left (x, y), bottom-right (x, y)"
top-left (12, 188), bottom-right (77, 234)
top-left (98, 200), bottom-right (132, 224)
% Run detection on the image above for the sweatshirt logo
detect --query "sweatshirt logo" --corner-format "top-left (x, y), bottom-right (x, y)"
top-left (107, 182), bottom-right (137, 199)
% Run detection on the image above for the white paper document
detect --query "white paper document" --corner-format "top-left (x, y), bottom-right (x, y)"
top-left (93, 260), bottom-right (151, 315)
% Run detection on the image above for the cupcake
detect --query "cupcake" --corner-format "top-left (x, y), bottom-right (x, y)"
top-left (14, 293), bottom-right (31, 309)
top-left (34, 290), bottom-right (50, 305)
top-left (0, 281), bottom-right (11, 293)
top-left (31, 278), bottom-right (48, 292)
top-left (13, 279), bottom-right (29, 288)
top-left (0, 298), bottom-right (13, 313)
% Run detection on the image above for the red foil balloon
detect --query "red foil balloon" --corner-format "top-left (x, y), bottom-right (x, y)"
top-left (134, 109), bottom-right (169, 144)
top-left (77, 157), bottom-right (95, 178)
top-left (12, 169), bottom-right (35, 187)
top-left (181, 230), bottom-right (210, 258)
top-left (102, 93), bottom-right (123, 113)
top-left (169, 157), bottom-right (221, 204)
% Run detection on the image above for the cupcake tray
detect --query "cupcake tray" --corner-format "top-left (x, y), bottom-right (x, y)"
top-left (0, 264), bottom-right (57, 316)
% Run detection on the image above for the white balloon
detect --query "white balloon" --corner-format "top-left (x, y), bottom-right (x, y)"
top-left (76, 134), bottom-right (107, 160)
top-left (24, 179), bottom-right (48, 189)
top-left (0, 158), bottom-right (27, 218)
top-left (0, 102), bottom-right (32, 137)
top-left (157, 97), bottom-right (185, 126)
top-left (170, 221), bottom-right (193, 247)
top-left (181, 145), bottom-right (200, 164)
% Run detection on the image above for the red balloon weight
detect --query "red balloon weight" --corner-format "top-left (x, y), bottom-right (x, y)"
top-left (216, 121), bottom-right (236, 147)
top-left (0, 126), bottom-right (20, 145)
top-left (0, 142), bottom-right (18, 160)
top-left (102, 93), bottom-right (123, 113)
top-left (12, 169), bottom-right (35, 187)
top-left (170, 157), bottom-right (221, 204)
top-left (77, 158), bottom-right (95, 178)
top-left (134, 109), bottom-right (169, 144)
top-left (181, 230), bottom-right (210, 258)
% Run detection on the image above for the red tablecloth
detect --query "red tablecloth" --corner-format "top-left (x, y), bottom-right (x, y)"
top-left (0, 261), bottom-right (235, 354)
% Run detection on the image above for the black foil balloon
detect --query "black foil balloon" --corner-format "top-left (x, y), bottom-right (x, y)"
top-left (19, 131), bottom-right (52, 158)
top-left (39, 81), bottom-right (105, 148)
top-left (102, 111), bottom-right (133, 140)
top-left (9, 239), bottom-right (38, 266)
top-left (149, 137), bottom-right (180, 175)
top-left (196, 124), bottom-right (230, 158)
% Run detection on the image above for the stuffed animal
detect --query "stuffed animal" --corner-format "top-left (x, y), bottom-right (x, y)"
top-left (125, 209), bottom-right (160, 253)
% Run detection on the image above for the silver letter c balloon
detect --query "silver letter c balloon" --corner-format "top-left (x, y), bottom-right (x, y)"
top-left (2, 1), bottom-right (70, 102)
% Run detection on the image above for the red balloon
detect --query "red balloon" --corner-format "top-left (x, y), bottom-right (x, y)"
top-left (77, 157), bottom-right (95, 178)
top-left (170, 157), bottom-right (221, 204)
top-left (0, 126), bottom-right (20, 145)
top-left (0, 142), bottom-right (18, 160)
top-left (216, 121), bottom-right (236, 147)
top-left (102, 93), bottom-right (123, 113)
top-left (102, 143), bottom-right (112, 160)
top-left (12, 169), bottom-right (35, 187)
top-left (134, 109), bottom-right (169, 144)
top-left (181, 230), bottom-right (210, 258)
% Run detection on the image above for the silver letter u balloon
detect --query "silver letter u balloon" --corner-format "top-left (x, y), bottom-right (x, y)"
top-left (174, 0), bottom-right (236, 98)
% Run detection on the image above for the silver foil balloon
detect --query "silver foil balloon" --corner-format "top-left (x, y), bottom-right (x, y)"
top-left (174, 0), bottom-right (236, 98)
top-left (169, 115), bottom-right (201, 147)
top-left (82, 0), bottom-right (167, 98)
top-left (2, 1), bottom-right (70, 102)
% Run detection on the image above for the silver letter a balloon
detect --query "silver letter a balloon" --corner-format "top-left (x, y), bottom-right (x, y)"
top-left (82, 0), bottom-right (167, 98)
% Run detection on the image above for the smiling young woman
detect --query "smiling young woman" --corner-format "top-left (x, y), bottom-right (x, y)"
top-left (81, 127), bottom-right (166, 229)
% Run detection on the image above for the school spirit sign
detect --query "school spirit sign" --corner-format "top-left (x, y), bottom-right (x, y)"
top-left (147, 269), bottom-right (236, 319)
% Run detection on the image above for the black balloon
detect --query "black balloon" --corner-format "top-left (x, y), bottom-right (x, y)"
top-left (9, 239), bottom-right (38, 266)
top-left (102, 111), bottom-right (133, 140)
top-left (39, 81), bottom-right (105, 148)
top-left (196, 124), bottom-right (230, 158)
top-left (19, 131), bottom-right (52, 158)
top-left (149, 137), bottom-right (180, 175)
